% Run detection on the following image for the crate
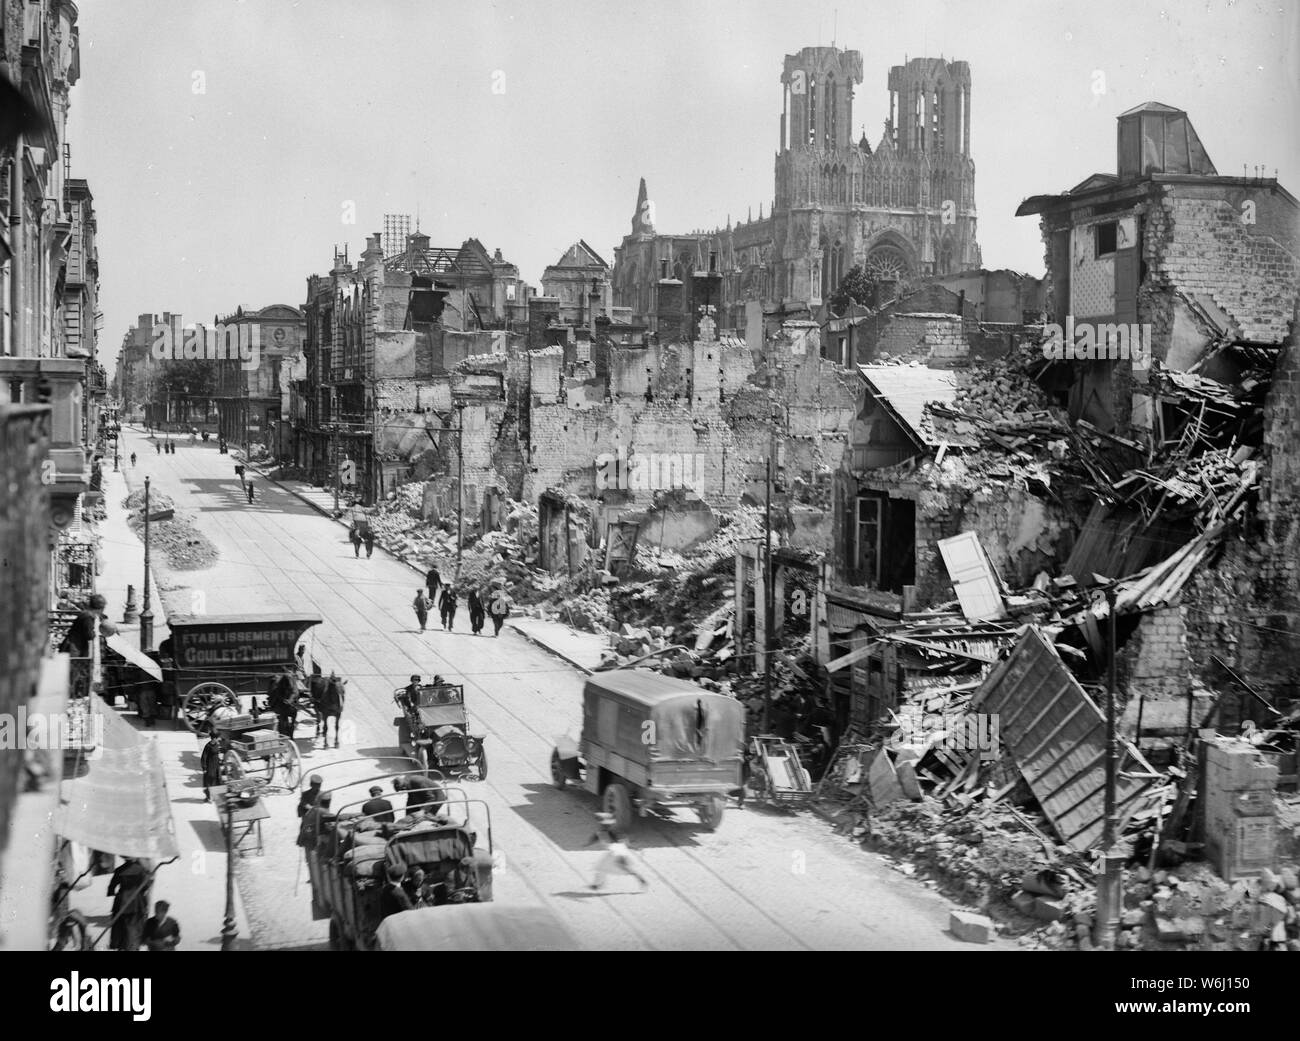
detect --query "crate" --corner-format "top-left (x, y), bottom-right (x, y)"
top-left (235, 733), bottom-right (284, 755)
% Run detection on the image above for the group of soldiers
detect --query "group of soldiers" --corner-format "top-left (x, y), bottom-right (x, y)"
top-left (413, 565), bottom-right (511, 636)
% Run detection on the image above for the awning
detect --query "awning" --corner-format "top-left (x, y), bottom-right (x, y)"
top-left (54, 694), bottom-right (179, 861)
top-left (105, 633), bottom-right (163, 681)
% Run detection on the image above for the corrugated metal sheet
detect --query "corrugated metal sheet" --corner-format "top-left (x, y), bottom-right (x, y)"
top-left (1063, 502), bottom-right (1190, 584)
top-left (971, 627), bottom-right (1154, 852)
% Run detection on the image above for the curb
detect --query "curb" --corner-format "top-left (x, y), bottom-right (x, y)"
top-left (244, 457), bottom-right (599, 678)
top-left (506, 622), bottom-right (595, 676)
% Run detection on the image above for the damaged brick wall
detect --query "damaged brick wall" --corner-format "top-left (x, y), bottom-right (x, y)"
top-left (1184, 338), bottom-right (1300, 714)
top-left (1119, 606), bottom-right (1193, 702)
top-left (842, 460), bottom-right (1075, 606)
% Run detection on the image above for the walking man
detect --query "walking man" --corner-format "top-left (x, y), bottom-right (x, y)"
top-left (467, 588), bottom-right (485, 635)
top-left (586, 812), bottom-right (649, 892)
top-left (363, 527), bottom-right (375, 558)
top-left (439, 585), bottom-right (458, 631)
top-left (425, 565), bottom-right (441, 603)
top-left (487, 583), bottom-right (511, 637)
top-left (200, 729), bottom-right (223, 802)
top-left (246, 480), bottom-right (255, 504)
top-left (413, 589), bottom-right (431, 632)
top-left (130, 451), bottom-right (137, 467)
top-left (155, 441), bottom-right (161, 455)
top-left (297, 774), bottom-right (324, 819)
top-left (142, 900), bottom-right (181, 951)
top-left (106, 857), bottom-right (152, 949)
top-left (349, 525), bottom-right (362, 557)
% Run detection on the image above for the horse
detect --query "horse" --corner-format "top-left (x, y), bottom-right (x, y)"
top-left (314, 673), bottom-right (346, 748)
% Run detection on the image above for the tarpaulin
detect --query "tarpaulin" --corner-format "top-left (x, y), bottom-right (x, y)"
top-left (652, 693), bottom-right (743, 763)
top-left (376, 905), bottom-right (579, 952)
top-left (104, 634), bottom-right (162, 681)
top-left (54, 694), bottom-right (179, 861)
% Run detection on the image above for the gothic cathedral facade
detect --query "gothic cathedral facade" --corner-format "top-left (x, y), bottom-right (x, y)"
top-left (613, 46), bottom-right (982, 332)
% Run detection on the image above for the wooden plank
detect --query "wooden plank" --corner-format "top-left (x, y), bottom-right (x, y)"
top-left (824, 640), bottom-right (882, 674)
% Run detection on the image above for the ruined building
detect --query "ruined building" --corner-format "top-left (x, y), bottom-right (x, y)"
top-left (612, 47), bottom-right (982, 334)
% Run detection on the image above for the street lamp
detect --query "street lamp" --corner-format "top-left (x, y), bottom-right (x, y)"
top-left (221, 792), bottom-right (237, 951)
top-left (1094, 581), bottom-right (1123, 949)
top-left (139, 477), bottom-right (154, 651)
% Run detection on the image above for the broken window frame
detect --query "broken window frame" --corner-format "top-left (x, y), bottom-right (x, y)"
top-left (1094, 220), bottom-right (1118, 258)
top-left (854, 494), bottom-right (883, 586)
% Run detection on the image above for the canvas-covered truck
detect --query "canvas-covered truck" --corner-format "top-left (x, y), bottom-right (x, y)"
top-left (550, 670), bottom-right (744, 832)
top-left (304, 774), bottom-right (495, 951)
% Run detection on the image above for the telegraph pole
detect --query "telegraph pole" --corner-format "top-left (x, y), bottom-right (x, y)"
top-left (331, 423), bottom-right (340, 516)
top-left (763, 455), bottom-right (774, 734)
top-left (455, 401), bottom-right (465, 571)
top-left (139, 476), bottom-right (154, 651)
top-left (1095, 583), bottom-right (1123, 948)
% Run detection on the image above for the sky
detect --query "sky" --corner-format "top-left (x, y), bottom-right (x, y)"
top-left (68, 0), bottom-right (1299, 374)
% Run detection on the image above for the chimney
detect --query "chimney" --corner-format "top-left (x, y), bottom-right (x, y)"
top-left (660, 258), bottom-right (669, 280)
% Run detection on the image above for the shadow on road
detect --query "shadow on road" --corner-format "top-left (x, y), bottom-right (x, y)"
top-left (174, 476), bottom-right (325, 519)
top-left (512, 782), bottom-right (712, 852)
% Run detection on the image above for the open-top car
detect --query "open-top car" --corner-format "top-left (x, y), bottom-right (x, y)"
top-left (393, 681), bottom-right (487, 780)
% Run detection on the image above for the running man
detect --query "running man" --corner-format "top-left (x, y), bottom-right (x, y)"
top-left (586, 812), bottom-right (649, 892)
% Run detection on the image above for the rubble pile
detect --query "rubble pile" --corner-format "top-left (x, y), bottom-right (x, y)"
top-left (123, 490), bottom-right (219, 571)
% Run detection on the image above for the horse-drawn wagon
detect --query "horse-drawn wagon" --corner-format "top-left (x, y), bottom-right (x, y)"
top-left (163, 612), bottom-right (324, 733)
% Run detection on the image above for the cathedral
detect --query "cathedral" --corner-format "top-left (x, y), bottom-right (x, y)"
top-left (612, 46), bottom-right (982, 334)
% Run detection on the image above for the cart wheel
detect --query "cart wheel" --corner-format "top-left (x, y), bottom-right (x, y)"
top-left (50, 910), bottom-right (89, 952)
top-left (222, 749), bottom-right (245, 782)
top-left (328, 916), bottom-right (352, 951)
top-left (274, 738), bottom-right (302, 789)
top-left (550, 750), bottom-right (567, 790)
top-left (602, 782), bottom-right (633, 832)
top-left (475, 746), bottom-right (489, 782)
top-left (182, 681), bottom-right (238, 733)
top-left (698, 795), bottom-right (726, 831)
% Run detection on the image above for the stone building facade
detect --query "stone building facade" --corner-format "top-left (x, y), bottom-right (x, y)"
top-left (612, 47), bottom-right (982, 333)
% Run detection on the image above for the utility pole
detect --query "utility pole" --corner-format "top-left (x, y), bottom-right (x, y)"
top-left (331, 423), bottom-right (340, 516)
top-left (455, 401), bottom-right (465, 572)
top-left (1095, 583), bottom-right (1123, 949)
top-left (763, 454), bottom-right (774, 734)
top-left (139, 476), bottom-right (154, 651)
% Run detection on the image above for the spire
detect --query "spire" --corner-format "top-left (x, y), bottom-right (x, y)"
top-left (748, 205), bottom-right (752, 222)
top-left (632, 177), bottom-right (655, 235)
top-left (758, 201), bottom-right (764, 220)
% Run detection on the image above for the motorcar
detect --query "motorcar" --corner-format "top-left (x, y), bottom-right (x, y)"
top-left (394, 682), bottom-right (488, 780)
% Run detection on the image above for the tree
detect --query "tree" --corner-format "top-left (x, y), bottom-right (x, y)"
top-left (827, 265), bottom-right (877, 315)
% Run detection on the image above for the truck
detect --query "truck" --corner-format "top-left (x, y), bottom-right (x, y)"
top-left (550, 670), bottom-right (744, 832)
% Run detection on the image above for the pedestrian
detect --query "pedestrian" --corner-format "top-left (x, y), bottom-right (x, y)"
top-left (487, 583), bottom-right (511, 637)
top-left (349, 525), bottom-right (362, 557)
top-left (246, 481), bottom-right (255, 504)
top-left (439, 585), bottom-right (458, 631)
top-left (200, 729), bottom-right (223, 801)
top-left (413, 589), bottom-right (431, 632)
top-left (362, 785), bottom-right (395, 825)
top-left (155, 441), bottom-right (161, 455)
top-left (363, 527), bottom-right (375, 558)
top-left (235, 462), bottom-right (245, 487)
top-left (586, 812), bottom-right (649, 892)
top-left (130, 451), bottom-right (137, 467)
top-left (58, 593), bottom-right (118, 661)
top-left (106, 857), bottom-right (152, 950)
top-left (467, 588), bottom-right (485, 635)
top-left (425, 565), bottom-right (442, 602)
top-left (297, 774), bottom-right (324, 819)
top-left (136, 680), bottom-right (158, 728)
top-left (142, 900), bottom-right (181, 951)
